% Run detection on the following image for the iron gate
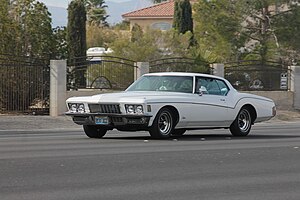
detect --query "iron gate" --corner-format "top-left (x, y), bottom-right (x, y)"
top-left (0, 54), bottom-right (50, 114)
top-left (68, 56), bottom-right (137, 90)
top-left (224, 60), bottom-right (290, 91)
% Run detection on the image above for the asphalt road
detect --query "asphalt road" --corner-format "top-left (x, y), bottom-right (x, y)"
top-left (0, 123), bottom-right (300, 200)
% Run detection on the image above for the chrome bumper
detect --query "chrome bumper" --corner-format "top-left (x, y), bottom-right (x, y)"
top-left (65, 112), bottom-right (151, 127)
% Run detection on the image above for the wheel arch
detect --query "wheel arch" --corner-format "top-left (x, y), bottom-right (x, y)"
top-left (241, 104), bottom-right (257, 124)
top-left (160, 105), bottom-right (180, 125)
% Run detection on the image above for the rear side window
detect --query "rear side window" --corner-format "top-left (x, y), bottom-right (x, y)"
top-left (216, 79), bottom-right (229, 96)
top-left (195, 77), bottom-right (229, 96)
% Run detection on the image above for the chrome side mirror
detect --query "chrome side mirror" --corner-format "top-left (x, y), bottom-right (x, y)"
top-left (221, 88), bottom-right (228, 96)
top-left (198, 86), bottom-right (207, 96)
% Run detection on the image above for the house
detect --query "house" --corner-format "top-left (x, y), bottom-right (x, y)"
top-left (122, 0), bottom-right (175, 31)
top-left (122, 0), bottom-right (197, 31)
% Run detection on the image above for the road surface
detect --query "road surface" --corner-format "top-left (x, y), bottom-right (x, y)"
top-left (0, 122), bottom-right (300, 200)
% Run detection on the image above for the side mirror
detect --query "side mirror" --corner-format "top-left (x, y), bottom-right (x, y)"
top-left (198, 86), bottom-right (208, 96)
top-left (221, 88), bottom-right (228, 95)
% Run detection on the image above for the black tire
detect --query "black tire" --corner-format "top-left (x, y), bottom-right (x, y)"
top-left (149, 108), bottom-right (174, 139)
top-left (172, 129), bottom-right (186, 136)
top-left (230, 107), bottom-right (252, 136)
top-left (83, 125), bottom-right (107, 138)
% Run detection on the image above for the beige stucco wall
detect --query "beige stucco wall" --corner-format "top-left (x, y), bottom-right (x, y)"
top-left (246, 91), bottom-right (294, 110)
top-left (129, 18), bottom-right (173, 31)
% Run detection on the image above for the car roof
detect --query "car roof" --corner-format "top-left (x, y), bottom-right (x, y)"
top-left (143, 72), bottom-right (224, 80)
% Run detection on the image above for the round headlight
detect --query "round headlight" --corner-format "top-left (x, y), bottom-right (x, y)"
top-left (77, 104), bottom-right (85, 113)
top-left (127, 105), bottom-right (134, 114)
top-left (136, 105), bottom-right (143, 114)
top-left (70, 104), bottom-right (77, 112)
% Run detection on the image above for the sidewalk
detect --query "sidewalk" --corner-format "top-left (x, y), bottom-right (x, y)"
top-left (0, 115), bottom-right (81, 131)
top-left (0, 110), bottom-right (300, 131)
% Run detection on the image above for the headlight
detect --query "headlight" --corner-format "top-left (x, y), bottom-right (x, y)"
top-left (127, 105), bottom-right (135, 114)
top-left (70, 104), bottom-right (77, 113)
top-left (136, 105), bottom-right (143, 114)
top-left (77, 104), bottom-right (85, 113)
top-left (125, 104), bottom-right (144, 114)
top-left (68, 103), bottom-right (85, 113)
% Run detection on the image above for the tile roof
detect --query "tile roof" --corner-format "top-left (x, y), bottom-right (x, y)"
top-left (122, 0), bottom-right (174, 18)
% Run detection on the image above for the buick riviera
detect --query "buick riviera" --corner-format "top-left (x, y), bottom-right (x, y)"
top-left (66, 72), bottom-right (276, 139)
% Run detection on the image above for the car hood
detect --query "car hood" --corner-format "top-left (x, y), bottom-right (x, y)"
top-left (67, 91), bottom-right (195, 104)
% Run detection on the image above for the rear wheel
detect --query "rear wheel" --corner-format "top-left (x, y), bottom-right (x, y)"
top-left (83, 125), bottom-right (107, 138)
top-left (230, 108), bottom-right (252, 136)
top-left (149, 108), bottom-right (174, 139)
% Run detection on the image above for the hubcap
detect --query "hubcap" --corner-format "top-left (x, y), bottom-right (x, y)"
top-left (158, 111), bottom-right (172, 135)
top-left (238, 109), bottom-right (251, 133)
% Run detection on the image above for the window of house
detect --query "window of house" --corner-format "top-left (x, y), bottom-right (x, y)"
top-left (151, 22), bottom-right (172, 31)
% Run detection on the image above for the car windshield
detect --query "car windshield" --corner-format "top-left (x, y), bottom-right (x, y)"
top-left (126, 75), bottom-right (194, 93)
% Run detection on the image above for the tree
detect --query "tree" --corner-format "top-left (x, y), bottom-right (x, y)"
top-left (173, 0), bottom-right (193, 34)
top-left (272, 4), bottom-right (300, 64)
top-left (194, 0), bottom-right (300, 63)
top-left (112, 28), bottom-right (161, 61)
top-left (173, 0), bottom-right (195, 47)
top-left (67, 0), bottom-right (87, 87)
top-left (0, 0), bottom-right (15, 54)
top-left (52, 26), bottom-right (68, 59)
top-left (67, 0), bottom-right (87, 59)
top-left (1, 0), bottom-right (53, 113)
top-left (84, 0), bottom-right (108, 27)
top-left (112, 20), bottom-right (130, 31)
top-left (86, 25), bottom-right (118, 48)
top-left (194, 0), bottom-right (245, 62)
top-left (9, 0), bottom-right (53, 57)
top-left (131, 23), bottom-right (143, 42)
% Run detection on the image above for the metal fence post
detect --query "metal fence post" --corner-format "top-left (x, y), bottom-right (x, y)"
top-left (290, 66), bottom-right (300, 110)
top-left (211, 63), bottom-right (224, 78)
top-left (50, 60), bottom-right (67, 116)
top-left (135, 62), bottom-right (149, 80)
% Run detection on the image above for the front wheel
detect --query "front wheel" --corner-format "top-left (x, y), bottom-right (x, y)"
top-left (83, 125), bottom-right (107, 138)
top-left (230, 108), bottom-right (252, 136)
top-left (149, 108), bottom-right (174, 139)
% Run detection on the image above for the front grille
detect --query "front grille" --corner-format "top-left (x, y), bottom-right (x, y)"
top-left (89, 104), bottom-right (121, 114)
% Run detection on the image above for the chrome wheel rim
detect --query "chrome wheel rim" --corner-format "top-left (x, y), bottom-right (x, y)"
top-left (238, 109), bottom-right (251, 133)
top-left (158, 111), bottom-right (172, 135)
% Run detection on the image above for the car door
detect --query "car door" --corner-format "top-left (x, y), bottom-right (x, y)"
top-left (186, 77), bottom-right (231, 127)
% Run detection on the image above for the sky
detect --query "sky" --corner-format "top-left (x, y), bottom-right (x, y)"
top-left (40, 0), bottom-right (133, 8)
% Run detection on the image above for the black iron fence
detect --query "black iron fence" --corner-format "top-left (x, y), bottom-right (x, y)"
top-left (68, 56), bottom-right (137, 90)
top-left (224, 60), bottom-right (289, 91)
top-left (0, 54), bottom-right (50, 114)
top-left (149, 57), bottom-right (213, 74)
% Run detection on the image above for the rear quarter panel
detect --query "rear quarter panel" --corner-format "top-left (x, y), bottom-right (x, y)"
top-left (227, 92), bottom-right (275, 123)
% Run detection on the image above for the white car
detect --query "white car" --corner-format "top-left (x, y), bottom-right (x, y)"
top-left (66, 72), bottom-right (276, 139)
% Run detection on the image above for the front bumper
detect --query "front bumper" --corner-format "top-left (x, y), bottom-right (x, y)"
top-left (65, 112), bottom-right (151, 128)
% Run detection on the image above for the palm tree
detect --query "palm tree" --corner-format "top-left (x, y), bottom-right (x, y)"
top-left (84, 0), bottom-right (109, 27)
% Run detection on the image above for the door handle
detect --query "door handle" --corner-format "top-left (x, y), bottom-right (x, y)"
top-left (220, 99), bottom-right (225, 102)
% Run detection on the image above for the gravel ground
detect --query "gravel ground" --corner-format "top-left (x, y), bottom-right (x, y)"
top-left (0, 110), bottom-right (299, 131)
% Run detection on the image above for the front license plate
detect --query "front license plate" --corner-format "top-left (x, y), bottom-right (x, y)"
top-left (95, 116), bottom-right (109, 125)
